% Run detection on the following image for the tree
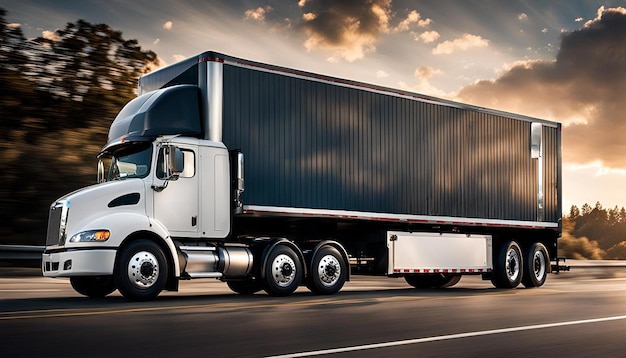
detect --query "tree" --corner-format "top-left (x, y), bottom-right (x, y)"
top-left (568, 205), bottom-right (580, 219)
top-left (0, 7), bottom-right (160, 245)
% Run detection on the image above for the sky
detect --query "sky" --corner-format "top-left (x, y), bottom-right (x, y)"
top-left (2, 0), bottom-right (626, 213)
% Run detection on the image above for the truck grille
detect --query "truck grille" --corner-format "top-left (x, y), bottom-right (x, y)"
top-left (46, 203), bottom-right (64, 246)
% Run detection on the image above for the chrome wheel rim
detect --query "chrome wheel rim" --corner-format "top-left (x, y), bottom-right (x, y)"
top-left (533, 250), bottom-right (546, 280)
top-left (317, 254), bottom-right (341, 287)
top-left (505, 247), bottom-right (521, 282)
top-left (271, 254), bottom-right (296, 287)
top-left (127, 251), bottom-right (159, 289)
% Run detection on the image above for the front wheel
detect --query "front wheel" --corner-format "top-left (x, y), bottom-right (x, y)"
top-left (70, 276), bottom-right (116, 298)
top-left (114, 239), bottom-right (168, 301)
top-left (263, 245), bottom-right (303, 296)
top-left (522, 243), bottom-right (549, 288)
top-left (491, 240), bottom-right (523, 289)
top-left (307, 246), bottom-right (347, 295)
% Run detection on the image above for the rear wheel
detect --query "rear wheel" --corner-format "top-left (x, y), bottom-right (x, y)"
top-left (263, 245), bottom-right (302, 296)
top-left (522, 243), bottom-right (549, 288)
top-left (405, 274), bottom-right (461, 289)
top-left (307, 246), bottom-right (347, 295)
top-left (491, 240), bottom-right (523, 288)
top-left (70, 276), bottom-right (116, 298)
top-left (115, 239), bottom-right (168, 301)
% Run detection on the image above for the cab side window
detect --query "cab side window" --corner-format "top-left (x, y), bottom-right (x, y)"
top-left (156, 149), bottom-right (195, 179)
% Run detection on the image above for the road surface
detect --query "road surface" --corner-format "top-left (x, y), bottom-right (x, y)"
top-left (1, 269), bottom-right (625, 357)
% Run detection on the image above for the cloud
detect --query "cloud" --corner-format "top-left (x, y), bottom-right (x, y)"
top-left (172, 54), bottom-right (186, 63)
top-left (432, 33), bottom-right (489, 54)
top-left (298, 0), bottom-right (429, 62)
top-left (7, 23), bottom-right (20, 28)
top-left (153, 38), bottom-right (160, 45)
top-left (413, 30), bottom-right (440, 43)
top-left (518, 13), bottom-right (529, 21)
top-left (42, 29), bottom-right (60, 41)
top-left (456, 7), bottom-right (626, 168)
top-left (575, 17), bottom-right (584, 22)
top-left (376, 70), bottom-right (389, 78)
top-left (393, 10), bottom-right (431, 32)
top-left (163, 21), bottom-right (173, 30)
top-left (299, 0), bottom-right (392, 61)
top-left (245, 6), bottom-right (272, 23)
top-left (414, 66), bottom-right (441, 80)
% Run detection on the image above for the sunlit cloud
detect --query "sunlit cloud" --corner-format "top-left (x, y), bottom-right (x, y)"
top-left (163, 21), bottom-right (173, 30)
top-left (299, 0), bottom-right (429, 62)
top-left (393, 10), bottom-right (431, 32)
top-left (376, 70), bottom-right (389, 78)
top-left (412, 30), bottom-right (440, 43)
top-left (518, 13), bottom-right (529, 21)
top-left (457, 7), bottom-right (626, 168)
top-left (414, 66), bottom-right (441, 80)
top-left (575, 17), bottom-right (584, 22)
top-left (244, 6), bottom-right (271, 23)
top-left (172, 54), bottom-right (186, 63)
top-left (432, 34), bottom-right (489, 55)
top-left (42, 29), bottom-right (60, 41)
top-left (7, 22), bottom-right (20, 28)
top-left (153, 38), bottom-right (160, 45)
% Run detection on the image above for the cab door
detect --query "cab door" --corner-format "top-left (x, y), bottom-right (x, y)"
top-left (153, 145), bottom-right (199, 237)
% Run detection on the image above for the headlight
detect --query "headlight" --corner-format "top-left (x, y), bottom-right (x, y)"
top-left (69, 230), bottom-right (110, 243)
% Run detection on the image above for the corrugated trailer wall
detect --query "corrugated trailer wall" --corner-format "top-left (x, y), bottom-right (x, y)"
top-left (221, 64), bottom-right (560, 223)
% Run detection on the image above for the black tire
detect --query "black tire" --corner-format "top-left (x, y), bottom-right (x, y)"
top-left (491, 240), bottom-right (523, 289)
top-left (522, 243), bottom-right (550, 288)
top-left (70, 276), bottom-right (116, 298)
top-left (404, 274), bottom-right (461, 289)
top-left (263, 245), bottom-right (302, 296)
top-left (227, 279), bottom-right (263, 295)
top-left (307, 246), bottom-right (347, 295)
top-left (115, 239), bottom-right (168, 301)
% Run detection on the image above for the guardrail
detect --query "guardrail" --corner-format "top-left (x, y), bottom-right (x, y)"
top-left (0, 245), bottom-right (44, 261)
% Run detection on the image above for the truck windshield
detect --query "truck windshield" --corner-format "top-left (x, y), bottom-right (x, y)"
top-left (108, 145), bottom-right (152, 181)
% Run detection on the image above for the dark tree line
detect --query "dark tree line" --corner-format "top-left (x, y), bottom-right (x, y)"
top-left (561, 202), bottom-right (626, 259)
top-left (0, 8), bottom-right (158, 245)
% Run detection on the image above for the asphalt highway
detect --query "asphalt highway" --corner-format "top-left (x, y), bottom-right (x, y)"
top-left (1, 269), bottom-right (625, 357)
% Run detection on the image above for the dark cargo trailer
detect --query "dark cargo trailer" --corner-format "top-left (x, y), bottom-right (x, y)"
top-left (43, 51), bottom-right (564, 301)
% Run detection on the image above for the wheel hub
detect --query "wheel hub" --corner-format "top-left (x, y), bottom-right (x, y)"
top-left (533, 251), bottom-right (546, 279)
top-left (317, 255), bottom-right (341, 287)
top-left (127, 251), bottom-right (159, 289)
top-left (505, 248), bottom-right (520, 281)
top-left (272, 254), bottom-right (296, 287)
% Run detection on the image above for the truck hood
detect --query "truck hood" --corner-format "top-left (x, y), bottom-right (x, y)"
top-left (58, 180), bottom-right (147, 241)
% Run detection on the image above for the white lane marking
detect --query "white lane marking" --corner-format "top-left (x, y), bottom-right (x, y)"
top-left (267, 315), bottom-right (626, 357)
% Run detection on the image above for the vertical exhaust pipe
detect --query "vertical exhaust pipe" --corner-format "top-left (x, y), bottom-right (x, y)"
top-left (198, 56), bottom-right (224, 142)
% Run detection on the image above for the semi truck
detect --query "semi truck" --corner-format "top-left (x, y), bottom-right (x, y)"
top-left (42, 51), bottom-right (564, 301)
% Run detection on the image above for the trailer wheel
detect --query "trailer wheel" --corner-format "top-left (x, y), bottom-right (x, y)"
top-left (70, 276), bottom-right (116, 298)
top-left (491, 240), bottom-right (523, 289)
top-left (522, 243), bottom-right (549, 288)
top-left (264, 245), bottom-right (302, 296)
top-left (404, 274), bottom-right (461, 289)
top-left (115, 239), bottom-right (168, 301)
top-left (227, 279), bottom-right (263, 295)
top-left (307, 246), bottom-right (347, 295)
